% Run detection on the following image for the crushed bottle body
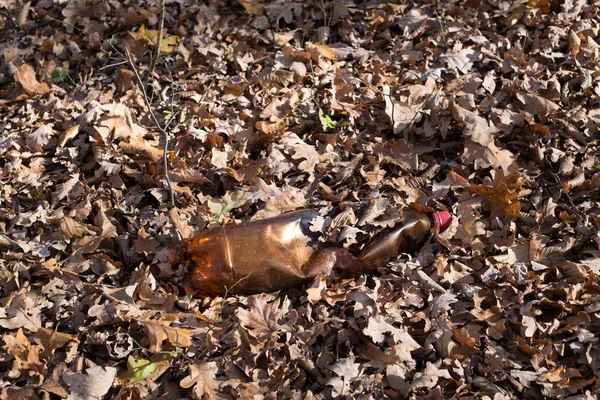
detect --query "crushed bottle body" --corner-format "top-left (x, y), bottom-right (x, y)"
top-left (182, 209), bottom-right (450, 296)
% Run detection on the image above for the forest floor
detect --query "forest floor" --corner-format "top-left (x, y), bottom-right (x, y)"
top-left (1, 0), bottom-right (600, 399)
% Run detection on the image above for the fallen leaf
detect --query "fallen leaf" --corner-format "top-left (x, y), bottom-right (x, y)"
top-left (461, 139), bottom-right (517, 174)
top-left (34, 328), bottom-right (76, 360)
top-left (120, 354), bottom-right (170, 383)
top-left (13, 63), bottom-right (50, 95)
top-left (0, 292), bottom-right (42, 332)
top-left (27, 124), bottom-right (53, 152)
top-left (452, 102), bottom-right (496, 146)
top-left (180, 361), bottom-right (220, 399)
top-left (440, 47), bottom-right (476, 74)
top-left (63, 365), bottom-right (117, 400)
top-left (119, 137), bottom-right (163, 162)
top-left (516, 92), bottom-right (561, 115)
top-left (140, 321), bottom-right (193, 352)
top-left (237, 295), bottom-right (298, 343)
top-left (327, 358), bottom-right (362, 396)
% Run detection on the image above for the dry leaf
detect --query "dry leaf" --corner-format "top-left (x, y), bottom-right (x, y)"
top-left (461, 139), bottom-right (517, 174)
top-left (237, 295), bottom-right (298, 343)
top-left (34, 328), bottom-right (77, 360)
top-left (452, 102), bottom-right (496, 146)
top-left (440, 47), bottom-right (476, 74)
top-left (180, 362), bottom-right (220, 399)
top-left (13, 64), bottom-right (50, 95)
top-left (119, 138), bottom-right (163, 162)
top-left (63, 365), bottom-right (117, 400)
top-left (0, 292), bottom-right (42, 332)
top-left (27, 124), bottom-right (53, 152)
top-left (140, 321), bottom-right (193, 352)
top-left (516, 92), bottom-right (561, 115)
top-left (327, 358), bottom-right (362, 397)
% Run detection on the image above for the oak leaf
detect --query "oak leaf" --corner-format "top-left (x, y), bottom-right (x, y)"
top-left (13, 64), bottom-right (50, 95)
top-left (452, 102), bottom-right (496, 146)
top-left (180, 361), bottom-right (220, 399)
top-left (461, 139), bottom-right (517, 174)
top-left (140, 321), bottom-right (193, 352)
top-left (63, 365), bottom-right (117, 400)
top-left (237, 294), bottom-right (298, 343)
top-left (327, 358), bottom-right (362, 397)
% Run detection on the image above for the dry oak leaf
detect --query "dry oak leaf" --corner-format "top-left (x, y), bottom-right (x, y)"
top-left (119, 137), bottom-right (162, 162)
top-left (27, 123), bottom-right (53, 152)
top-left (63, 365), bottom-right (117, 400)
top-left (180, 361), bottom-right (220, 399)
top-left (516, 92), bottom-right (561, 116)
top-left (406, 362), bottom-right (452, 394)
top-left (51, 174), bottom-right (80, 207)
top-left (452, 102), bottom-right (496, 146)
top-left (2, 328), bottom-right (43, 379)
top-left (466, 170), bottom-right (523, 222)
top-left (461, 139), bottom-right (517, 175)
top-left (0, 291), bottom-right (42, 332)
top-left (237, 294), bottom-right (298, 343)
top-left (34, 328), bottom-right (77, 360)
top-left (383, 84), bottom-right (429, 134)
top-left (134, 227), bottom-right (160, 254)
top-left (13, 63), bottom-right (50, 95)
top-left (327, 357), bottom-right (362, 397)
top-left (140, 320), bottom-right (193, 352)
top-left (440, 47), bottom-right (476, 74)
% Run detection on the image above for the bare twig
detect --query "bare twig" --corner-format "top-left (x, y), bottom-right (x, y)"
top-left (125, 47), bottom-right (175, 208)
top-left (148, 0), bottom-right (166, 83)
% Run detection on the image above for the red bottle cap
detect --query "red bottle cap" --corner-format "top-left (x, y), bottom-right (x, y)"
top-left (432, 210), bottom-right (452, 232)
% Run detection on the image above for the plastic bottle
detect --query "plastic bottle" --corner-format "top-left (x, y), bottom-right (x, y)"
top-left (181, 208), bottom-right (452, 296)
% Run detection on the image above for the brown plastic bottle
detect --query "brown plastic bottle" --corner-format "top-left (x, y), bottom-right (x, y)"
top-left (181, 208), bottom-right (452, 296)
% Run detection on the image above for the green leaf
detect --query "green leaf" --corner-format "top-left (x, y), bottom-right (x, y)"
top-left (319, 108), bottom-right (336, 130)
top-left (120, 354), bottom-right (171, 384)
top-left (596, 164), bottom-right (600, 170)
top-left (123, 357), bottom-right (157, 383)
top-left (207, 191), bottom-right (255, 225)
top-left (51, 69), bottom-right (70, 84)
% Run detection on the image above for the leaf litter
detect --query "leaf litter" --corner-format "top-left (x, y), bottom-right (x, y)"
top-left (1, 0), bottom-right (600, 399)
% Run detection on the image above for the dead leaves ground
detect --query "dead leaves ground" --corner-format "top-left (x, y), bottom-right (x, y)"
top-left (1, 0), bottom-right (600, 399)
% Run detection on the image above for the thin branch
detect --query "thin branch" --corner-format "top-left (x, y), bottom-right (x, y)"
top-left (125, 47), bottom-right (175, 208)
top-left (147, 0), bottom-right (166, 83)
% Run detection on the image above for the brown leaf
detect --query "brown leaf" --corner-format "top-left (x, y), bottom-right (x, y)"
top-left (2, 328), bottom-right (42, 378)
top-left (119, 137), bottom-right (163, 162)
top-left (33, 328), bottom-right (77, 360)
top-left (140, 321), bottom-right (193, 352)
top-left (27, 124), bottom-right (53, 152)
top-left (0, 291), bottom-right (42, 332)
top-left (327, 358), bottom-right (362, 396)
top-left (116, 68), bottom-right (136, 93)
top-left (61, 216), bottom-right (87, 239)
top-left (52, 174), bottom-right (80, 207)
top-left (467, 170), bottom-right (523, 222)
top-left (461, 139), bottom-right (517, 174)
top-left (63, 365), bottom-right (117, 400)
top-left (13, 64), bottom-right (50, 96)
top-left (180, 361), bottom-right (220, 399)
top-left (516, 92), bottom-right (560, 115)
top-left (237, 294), bottom-right (298, 343)
top-left (452, 102), bottom-right (495, 146)
top-left (134, 227), bottom-right (160, 254)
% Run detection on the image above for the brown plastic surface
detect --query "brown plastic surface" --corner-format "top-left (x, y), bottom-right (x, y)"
top-left (182, 209), bottom-right (442, 296)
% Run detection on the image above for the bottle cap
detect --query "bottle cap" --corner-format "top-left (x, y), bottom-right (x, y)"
top-left (432, 210), bottom-right (452, 232)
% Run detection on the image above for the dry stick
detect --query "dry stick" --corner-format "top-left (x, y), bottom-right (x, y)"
top-left (147, 0), bottom-right (166, 83)
top-left (125, 47), bottom-right (175, 208)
